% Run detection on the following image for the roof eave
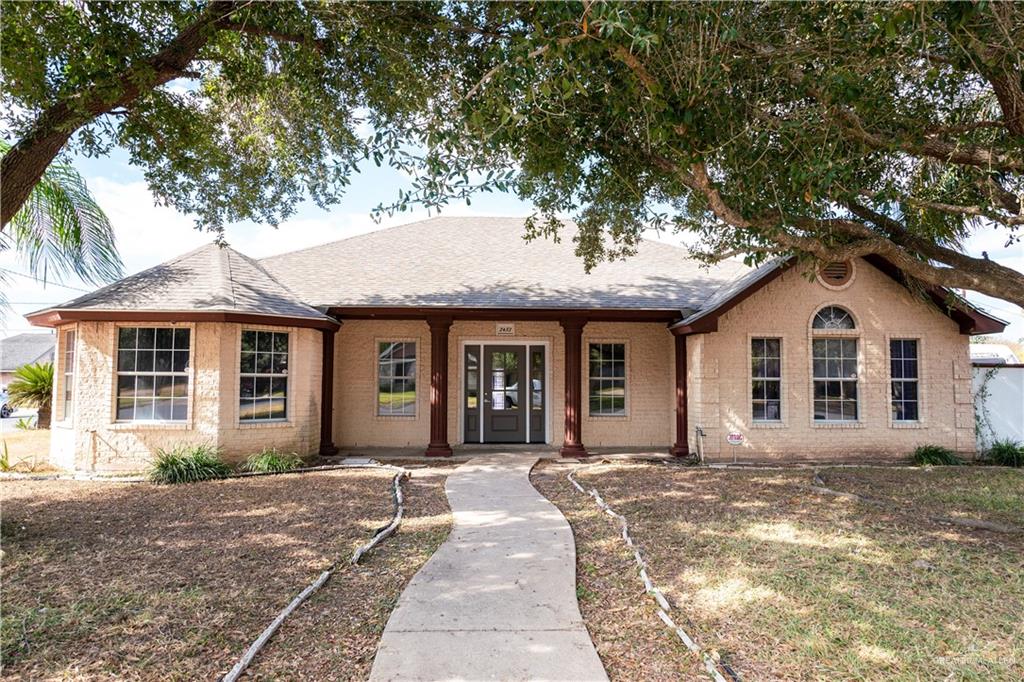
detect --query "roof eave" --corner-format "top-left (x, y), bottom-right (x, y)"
top-left (25, 308), bottom-right (341, 331)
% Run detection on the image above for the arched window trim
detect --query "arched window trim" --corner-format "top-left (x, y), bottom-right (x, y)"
top-left (811, 305), bottom-right (857, 332)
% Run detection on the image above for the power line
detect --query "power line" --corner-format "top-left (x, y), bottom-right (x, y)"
top-left (0, 267), bottom-right (92, 292)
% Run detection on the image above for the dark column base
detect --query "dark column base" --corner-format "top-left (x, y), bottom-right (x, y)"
top-left (425, 445), bottom-right (453, 457)
top-left (319, 443), bottom-right (339, 456)
top-left (669, 444), bottom-right (690, 457)
top-left (559, 444), bottom-right (588, 457)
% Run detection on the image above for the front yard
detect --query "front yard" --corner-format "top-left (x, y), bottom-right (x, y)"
top-left (0, 467), bottom-right (452, 680)
top-left (0, 428), bottom-right (51, 472)
top-left (534, 463), bottom-right (1024, 681)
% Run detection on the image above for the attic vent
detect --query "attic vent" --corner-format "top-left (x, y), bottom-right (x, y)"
top-left (819, 260), bottom-right (853, 287)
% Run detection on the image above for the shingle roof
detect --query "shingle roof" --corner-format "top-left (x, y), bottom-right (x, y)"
top-left (0, 333), bottom-right (55, 371)
top-left (260, 216), bottom-right (752, 314)
top-left (32, 243), bottom-right (332, 323)
top-left (676, 258), bottom-right (786, 326)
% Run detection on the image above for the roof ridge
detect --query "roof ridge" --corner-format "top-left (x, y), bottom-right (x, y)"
top-left (37, 241), bottom-right (221, 312)
top-left (221, 245), bottom-right (237, 309)
top-left (230, 248), bottom-right (329, 317)
top-left (258, 215), bottom-right (533, 263)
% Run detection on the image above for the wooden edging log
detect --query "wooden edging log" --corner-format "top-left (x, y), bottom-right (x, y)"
top-left (567, 465), bottom-right (733, 682)
top-left (222, 464), bottom-right (409, 682)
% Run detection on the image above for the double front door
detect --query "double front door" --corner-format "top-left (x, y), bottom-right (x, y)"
top-left (464, 344), bottom-right (546, 444)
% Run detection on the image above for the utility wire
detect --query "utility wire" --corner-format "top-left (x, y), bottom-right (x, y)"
top-left (0, 267), bottom-right (92, 292)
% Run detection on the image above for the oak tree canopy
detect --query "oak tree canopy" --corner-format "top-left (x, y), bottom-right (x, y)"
top-left (2, 2), bottom-right (1022, 306)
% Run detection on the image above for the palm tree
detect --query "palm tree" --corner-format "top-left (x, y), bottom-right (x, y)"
top-left (0, 140), bottom-right (123, 313)
top-left (7, 362), bottom-right (54, 429)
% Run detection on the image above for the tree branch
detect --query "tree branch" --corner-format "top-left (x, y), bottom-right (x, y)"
top-left (653, 155), bottom-right (1024, 305)
top-left (905, 197), bottom-right (1024, 227)
top-left (216, 20), bottom-right (330, 52)
top-left (829, 103), bottom-right (1024, 173)
top-left (1, 1), bottom-right (240, 227)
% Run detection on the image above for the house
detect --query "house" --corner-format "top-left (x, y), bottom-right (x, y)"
top-left (26, 217), bottom-right (1005, 472)
top-left (970, 342), bottom-right (1021, 366)
top-left (1, 332), bottom-right (55, 389)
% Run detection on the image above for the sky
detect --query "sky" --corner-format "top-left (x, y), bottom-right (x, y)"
top-left (2, 145), bottom-right (1022, 342)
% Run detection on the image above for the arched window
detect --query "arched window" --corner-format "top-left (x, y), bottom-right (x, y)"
top-left (810, 306), bottom-right (859, 421)
top-left (812, 306), bottom-right (855, 330)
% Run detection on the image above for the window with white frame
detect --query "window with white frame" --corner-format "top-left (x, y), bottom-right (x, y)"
top-left (116, 327), bottom-right (190, 421)
top-left (890, 339), bottom-right (919, 422)
top-left (812, 338), bottom-right (859, 421)
top-left (240, 330), bottom-right (289, 421)
top-left (378, 341), bottom-right (416, 416)
top-left (62, 329), bottom-right (76, 420)
top-left (589, 343), bottom-right (626, 416)
top-left (751, 338), bottom-right (782, 421)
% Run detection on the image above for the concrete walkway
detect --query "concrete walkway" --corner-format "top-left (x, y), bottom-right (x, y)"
top-left (369, 454), bottom-right (608, 682)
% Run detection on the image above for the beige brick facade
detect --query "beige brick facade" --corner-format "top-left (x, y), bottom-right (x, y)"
top-left (49, 257), bottom-right (974, 471)
top-left (332, 319), bottom-right (675, 449)
top-left (50, 321), bottom-right (322, 472)
top-left (688, 259), bottom-right (975, 462)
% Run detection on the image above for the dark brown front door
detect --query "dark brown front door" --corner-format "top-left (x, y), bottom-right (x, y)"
top-left (483, 345), bottom-right (527, 443)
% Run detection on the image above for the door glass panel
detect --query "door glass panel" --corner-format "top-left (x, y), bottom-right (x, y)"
top-left (531, 348), bottom-right (543, 411)
top-left (490, 351), bottom-right (519, 411)
top-left (466, 349), bottom-right (478, 409)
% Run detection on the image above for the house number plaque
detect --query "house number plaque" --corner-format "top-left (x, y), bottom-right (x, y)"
top-left (496, 323), bottom-right (515, 336)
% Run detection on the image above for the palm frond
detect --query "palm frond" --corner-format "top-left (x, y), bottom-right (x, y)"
top-left (7, 361), bottom-right (54, 409)
top-left (1, 140), bottom-right (123, 285)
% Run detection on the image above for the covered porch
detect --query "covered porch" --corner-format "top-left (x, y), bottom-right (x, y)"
top-left (316, 308), bottom-right (694, 458)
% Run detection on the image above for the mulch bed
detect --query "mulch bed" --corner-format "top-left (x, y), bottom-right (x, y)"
top-left (535, 461), bottom-right (1024, 681)
top-left (1, 467), bottom-right (453, 680)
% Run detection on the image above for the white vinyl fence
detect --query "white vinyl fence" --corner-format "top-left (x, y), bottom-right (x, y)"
top-left (973, 364), bottom-right (1024, 449)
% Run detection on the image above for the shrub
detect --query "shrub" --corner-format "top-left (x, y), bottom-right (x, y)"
top-left (241, 448), bottom-right (305, 474)
top-left (987, 439), bottom-right (1024, 467)
top-left (7, 362), bottom-right (53, 429)
top-left (911, 444), bottom-right (963, 466)
top-left (148, 444), bottom-right (231, 484)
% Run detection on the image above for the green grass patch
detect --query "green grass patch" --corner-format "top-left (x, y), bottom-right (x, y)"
top-left (987, 439), bottom-right (1024, 467)
top-left (148, 444), bottom-right (231, 484)
top-left (241, 448), bottom-right (305, 474)
top-left (911, 444), bottom-right (962, 466)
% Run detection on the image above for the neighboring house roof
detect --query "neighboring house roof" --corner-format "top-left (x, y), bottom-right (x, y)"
top-left (970, 343), bottom-right (1021, 365)
top-left (259, 216), bottom-right (752, 313)
top-left (0, 333), bottom-right (55, 371)
top-left (26, 243), bottom-right (336, 329)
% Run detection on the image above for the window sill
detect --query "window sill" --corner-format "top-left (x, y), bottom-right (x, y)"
top-left (237, 420), bottom-right (292, 429)
top-left (375, 414), bottom-right (418, 421)
top-left (109, 421), bottom-right (190, 431)
top-left (891, 421), bottom-right (926, 429)
top-left (587, 414), bottom-right (629, 420)
top-left (811, 421), bottom-right (865, 429)
top-left (752, 421), bottom-right (787, 429)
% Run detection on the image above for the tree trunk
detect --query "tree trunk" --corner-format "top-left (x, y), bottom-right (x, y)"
top-left (35, 405), bottom-right (51, 430)
top-left (1, 1), bottom-right (236, 227)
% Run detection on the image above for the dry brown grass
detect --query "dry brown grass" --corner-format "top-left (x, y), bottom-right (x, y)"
top-left (0, 467), bottom-right (452, 680)
top-left (0, 429), bottom-right (53, 472)
top-left (532, 465), bottom-right (708, 681)
top-left (536, 463), bottom-right (1024, 681)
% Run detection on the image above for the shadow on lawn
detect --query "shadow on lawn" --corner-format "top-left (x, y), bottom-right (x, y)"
top-left (0, 471), bottom-right (450, 680)
top-left (565, 464), bottom-right (1024, 680)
